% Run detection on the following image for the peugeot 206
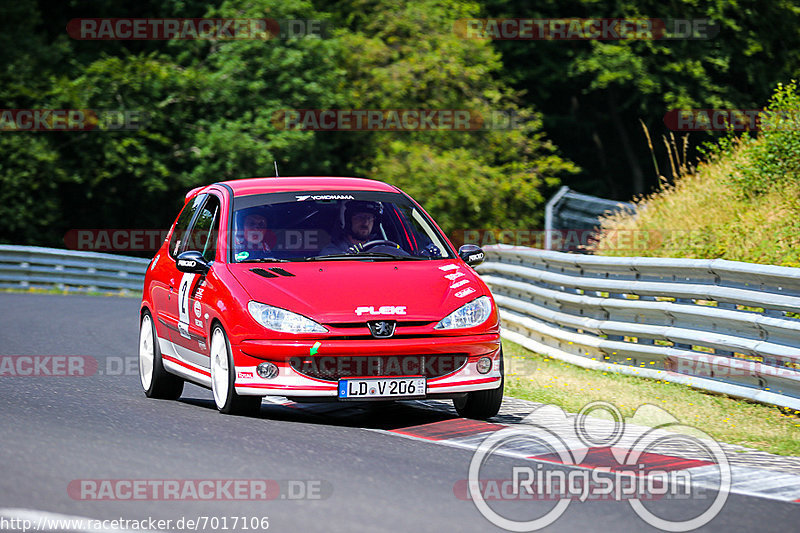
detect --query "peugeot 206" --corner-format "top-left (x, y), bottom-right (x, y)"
top-left (138, 177), bottom-right (503, 419)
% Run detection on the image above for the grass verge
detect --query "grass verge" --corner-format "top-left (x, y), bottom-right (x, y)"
top-left (594, 82), bottom-right (800, 266)
top-left (593, 138), bottom-right (800, 266)
top-left (502, 339), bottom-right (800, 456)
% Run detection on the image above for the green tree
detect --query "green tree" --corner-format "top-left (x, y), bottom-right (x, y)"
top-left (1, 0), bottom-right (352, 244)
top-left (485, 0), bottom-right (800, 197)
top-left (332, 0), bottom-right (577, 236)
top-left (2, 0), bottom-right (576, 248)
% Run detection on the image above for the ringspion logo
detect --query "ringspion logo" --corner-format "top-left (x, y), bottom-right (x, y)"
top-left (465, 402), bottom-right (730, 531)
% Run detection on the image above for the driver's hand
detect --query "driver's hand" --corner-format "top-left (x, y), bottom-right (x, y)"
top-left (346, 242), bottom-right (365, 254)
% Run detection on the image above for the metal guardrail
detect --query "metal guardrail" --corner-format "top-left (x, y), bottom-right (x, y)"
top-left (4, 244), bottom-right (800, 409)
top-left (0, 245), bottom-right (150, 293)
top-left (544, 186), bottom-right (635, 251)
top-left (478, 245), bottom-right (800, 411)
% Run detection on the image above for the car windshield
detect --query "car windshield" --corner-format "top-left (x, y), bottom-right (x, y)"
top-left (230, 191), bottom-right (454, 262)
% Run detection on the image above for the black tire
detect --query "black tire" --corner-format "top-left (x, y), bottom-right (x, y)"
top-left (210, 324), bottom-right (262, 416)
top-left (454, 350), bottom-right (504, 420)
top-left (139, 310), bottom-right (184, 400)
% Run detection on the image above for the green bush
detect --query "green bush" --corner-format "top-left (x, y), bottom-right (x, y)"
top-left (732, 81), bottom-right (800, 196)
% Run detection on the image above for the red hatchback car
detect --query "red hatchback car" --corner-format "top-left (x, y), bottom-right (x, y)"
top-left (138, 177), bottom-right (503, 419)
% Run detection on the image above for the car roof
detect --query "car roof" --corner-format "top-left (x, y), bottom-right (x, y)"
top-left (211, 176), bottom-right (399, 197)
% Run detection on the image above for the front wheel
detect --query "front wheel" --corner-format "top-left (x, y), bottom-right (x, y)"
top-left (454, 350), bottom-right (504, 420)
top-left (210, 325), bottom-right (262, 416)
top-left (139, 311), bottom-right (184, 400)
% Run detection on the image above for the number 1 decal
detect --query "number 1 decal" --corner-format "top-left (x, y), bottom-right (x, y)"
top-left (178, 272), bottom-right (197, 339)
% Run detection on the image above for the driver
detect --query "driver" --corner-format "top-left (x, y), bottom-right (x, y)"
top-left (320, 200), bottom-right (381, 255)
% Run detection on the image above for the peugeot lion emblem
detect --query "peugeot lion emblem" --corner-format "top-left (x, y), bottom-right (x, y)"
top-left (368, 320), bottom-right (396, 338)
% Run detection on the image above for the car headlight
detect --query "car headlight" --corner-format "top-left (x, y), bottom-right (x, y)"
top-left (248, 301), bottom-right (328, 333)
top-left (434, 296), bottom-right (492, 330)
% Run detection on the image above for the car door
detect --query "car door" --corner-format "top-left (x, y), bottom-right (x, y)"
top-left (170, 193), bottom-right (222, 370)
top-left (152, 194), bottom-right (207, 347)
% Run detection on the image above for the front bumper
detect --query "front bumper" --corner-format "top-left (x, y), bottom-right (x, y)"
top-left (231, 333), bottom-right (502, 397)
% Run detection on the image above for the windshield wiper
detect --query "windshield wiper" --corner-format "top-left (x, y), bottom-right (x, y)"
top-left (377, 254), bottom-right (425, 260)
top-left (238, 257), bottom-right (291, 263)
top-left (305, 252), bottom-right (424, 261)
top-left (303, 253), bottom-right (352, 261)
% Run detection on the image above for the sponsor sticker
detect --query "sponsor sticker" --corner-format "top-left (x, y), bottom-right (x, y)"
top-left (354, 305), bottom-right (407, 317)
top-left (455, 287), bottom-right (476, 298)
top-left (295, 194), bottom-right (355, 201)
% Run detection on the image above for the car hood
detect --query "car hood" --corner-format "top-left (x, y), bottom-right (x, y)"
top-left (227, 260), bottom-right (487, 323)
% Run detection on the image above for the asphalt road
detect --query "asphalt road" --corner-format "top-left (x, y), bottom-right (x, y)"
top-left (0, 292), bottom-right (797, 532)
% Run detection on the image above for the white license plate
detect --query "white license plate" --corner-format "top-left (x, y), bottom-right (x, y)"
top-left (338, 377), bottom-right (426, 400)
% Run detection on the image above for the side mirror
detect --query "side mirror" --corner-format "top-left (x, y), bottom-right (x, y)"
top-left (458, 244), bottom-right (485, 267)
top-left (176, 251), bottom-right (210, 274)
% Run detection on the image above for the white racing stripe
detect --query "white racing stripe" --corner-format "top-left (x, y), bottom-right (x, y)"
top-left (0, 508), bottom-right (164, 532)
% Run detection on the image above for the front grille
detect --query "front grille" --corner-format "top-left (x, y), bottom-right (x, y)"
top-left (322, 321), bottom-right (437, 340)
top-left (289, 354), bottom-right (468, 381)
top-left (326, 321), bottom-right (434, 329)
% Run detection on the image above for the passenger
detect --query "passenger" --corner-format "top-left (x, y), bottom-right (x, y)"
top-left (234, 212), bottom-right (272, 260)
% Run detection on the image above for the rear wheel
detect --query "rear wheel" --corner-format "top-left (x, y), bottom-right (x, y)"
top-left (454, 350), bottom-right (504, 420)
top-left (210, 325), bottom-right (262, 416)
top-left (139, 311), bottom-right (184, 399)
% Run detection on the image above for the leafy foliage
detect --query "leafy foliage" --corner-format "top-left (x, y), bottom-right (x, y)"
top-left (594, 83), bottom-right (800, 266)
top-left (485, 0), bottom-right (800, 196)
top-left (4, 0), bottom-right (800, 253)
top-left (732, 81), bottom-right (800, 196)
top-left (0, 0), bottom-right (574, 247)
top-left (333, 0), bottom-right (575, 233)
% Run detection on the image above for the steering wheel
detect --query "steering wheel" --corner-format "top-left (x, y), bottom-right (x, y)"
top-left (354, 239), bottom-right (402, 251)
